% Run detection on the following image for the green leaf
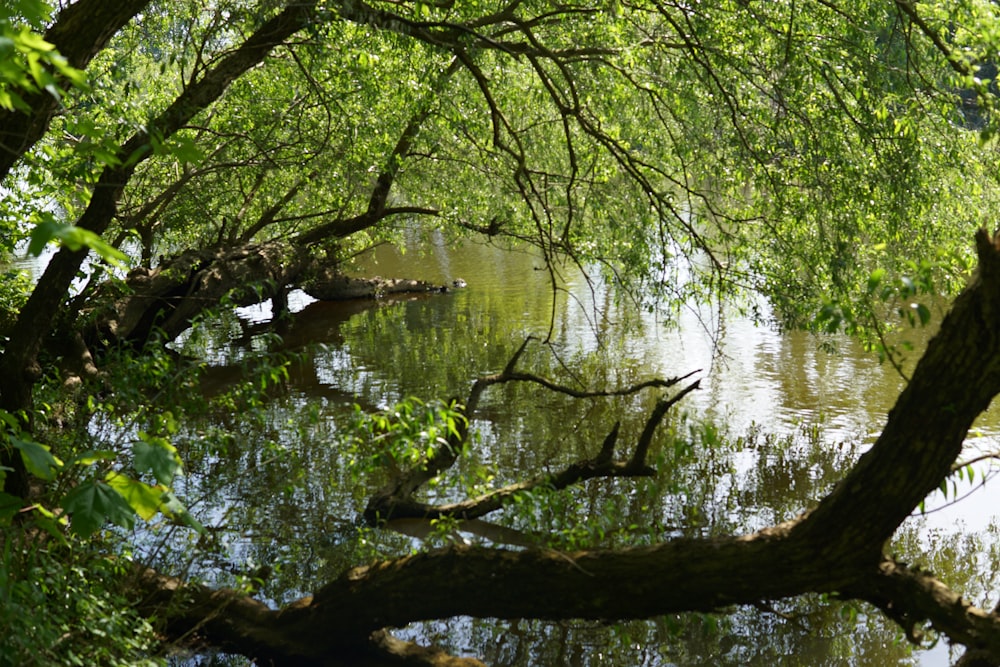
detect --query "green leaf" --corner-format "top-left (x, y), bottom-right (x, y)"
top-left (0, 88), bottom-right (29, 112)
top-left (133, 437), bottom-right (182, 485)
top-left (159, 491), bottom-right (204, 533)
top-left (27, 219), bottom-right (127, 267)
top-left (866, 268), bottom-right (885, 295)
top-left (105, 473), bottom-right (165, 521)
top-left (61, 481), bottom-right (135, 537)
top-left (56, 226), bottom-right (128, 267)
top-left (27, 219), bottom-right (60, 256)
top-left (915, 303), bottom-right (931, 327)
top-left (0, 0), bottom-right (52, 26)
top-left (159, 135), bottom-right (204, 165)
top-left (10, 436), bottom-right (63, 480)
top-left (27, 502), bottom-right (69, 546)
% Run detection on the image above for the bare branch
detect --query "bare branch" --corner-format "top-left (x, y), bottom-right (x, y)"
top-left (629, 379), bottom-right (701, 471)
top-left (363, 337), bottom-right (699, 523)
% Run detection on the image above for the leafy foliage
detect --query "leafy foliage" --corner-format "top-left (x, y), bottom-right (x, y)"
top-left (344, 397), bottom-right (468, 481)
top-left (0, 1), bottom-right (87, 112)
top-left (4, 0), bottom-right (1000, 663)
top-left (0, 541), bottom-right (161, 666)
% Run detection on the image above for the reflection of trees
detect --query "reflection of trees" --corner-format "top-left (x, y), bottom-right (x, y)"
top-left (136, 235), bottom-right (1000, 664)
top-left (137, 235), bottom-right (1000, 666)
top-left (400, 605), bottom-right (918, 667)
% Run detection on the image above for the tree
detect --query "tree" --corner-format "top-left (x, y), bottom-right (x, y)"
top-left (3, 0), bottom-right (1000, 665)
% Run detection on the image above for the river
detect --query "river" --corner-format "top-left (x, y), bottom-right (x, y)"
top-left (150, 229), bottom-right (1000, 665)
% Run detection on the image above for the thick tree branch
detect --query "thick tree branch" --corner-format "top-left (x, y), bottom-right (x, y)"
top-left (140, 521), bottom-right (855, 665)
top-left (134, 566), bottom-right (485, 666)
top-left (848, 557), bottom-right (1000, 655)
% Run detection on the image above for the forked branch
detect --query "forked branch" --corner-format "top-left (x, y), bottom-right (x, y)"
top-left (363, 337), bottom-right (699, 523)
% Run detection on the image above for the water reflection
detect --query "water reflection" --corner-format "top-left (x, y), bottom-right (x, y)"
top-left (160, 231), bottom-right (997, 666)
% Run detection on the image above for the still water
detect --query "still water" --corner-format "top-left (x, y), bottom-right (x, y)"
top-left (169, 230), bottom-right (1000, 666)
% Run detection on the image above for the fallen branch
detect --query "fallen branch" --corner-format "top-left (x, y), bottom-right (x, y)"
top-left (364, 337), bottom-right (699, 523)
top-left (133, 566), bottom-right (485, 666)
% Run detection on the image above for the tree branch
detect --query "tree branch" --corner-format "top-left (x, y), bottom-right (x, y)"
top-left (0, 0), bottom-right (322, 420)
top-left (848, 557), bottom-right (1000, 655)
top-left (363, 336), bottom-right (699, 523)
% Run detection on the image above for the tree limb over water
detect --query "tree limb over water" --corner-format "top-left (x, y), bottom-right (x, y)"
top-left (133, 230), bottom-right (1000, 665)
top-left (364, 336), bottom-right (701, 523)
top-left (80, 239), bottom-right (462, 348)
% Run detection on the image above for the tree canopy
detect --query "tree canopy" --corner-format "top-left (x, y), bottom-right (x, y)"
top-left (3, 0), bottom-right (1000, 665)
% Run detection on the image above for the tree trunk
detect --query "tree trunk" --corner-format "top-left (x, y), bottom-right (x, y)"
top-left (0, 1), bottom-right (322, 495)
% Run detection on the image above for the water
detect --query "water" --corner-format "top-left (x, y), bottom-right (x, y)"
top-left (159, 229), bottom-right (999, 665)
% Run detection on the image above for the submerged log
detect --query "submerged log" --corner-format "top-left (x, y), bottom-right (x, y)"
top-left (301, 269), bottom-right (462, 301)
top-left (79, 240), bottom-right (462, 347)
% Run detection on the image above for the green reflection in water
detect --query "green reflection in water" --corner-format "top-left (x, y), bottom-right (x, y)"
top-left (154, 233), bottom-right (996, 666)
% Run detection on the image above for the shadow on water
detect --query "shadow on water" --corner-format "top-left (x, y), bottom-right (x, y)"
top-left (160, 232), bottom-right (998, 666)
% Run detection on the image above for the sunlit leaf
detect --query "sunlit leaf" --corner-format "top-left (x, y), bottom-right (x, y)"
top-left (27, 219), bottom-right (127, 267)
top-left (67, 449), bottom-right (117, 466)
top-left (866, 268), bottom-right (885, 295)
top-left (105, 473), bottom-right (165, 521)
top-left (26, 219), bottom-right (60, 256)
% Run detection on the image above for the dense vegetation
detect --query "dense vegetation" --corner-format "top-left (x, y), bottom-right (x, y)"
top-left (3, 0), bottom-right (1000, 664)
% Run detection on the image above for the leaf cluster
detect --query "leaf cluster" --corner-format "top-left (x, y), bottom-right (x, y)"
top-left (0, 1), bottom-right (87, 113)
top-left (0, 541), bottom-right (161, 666)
